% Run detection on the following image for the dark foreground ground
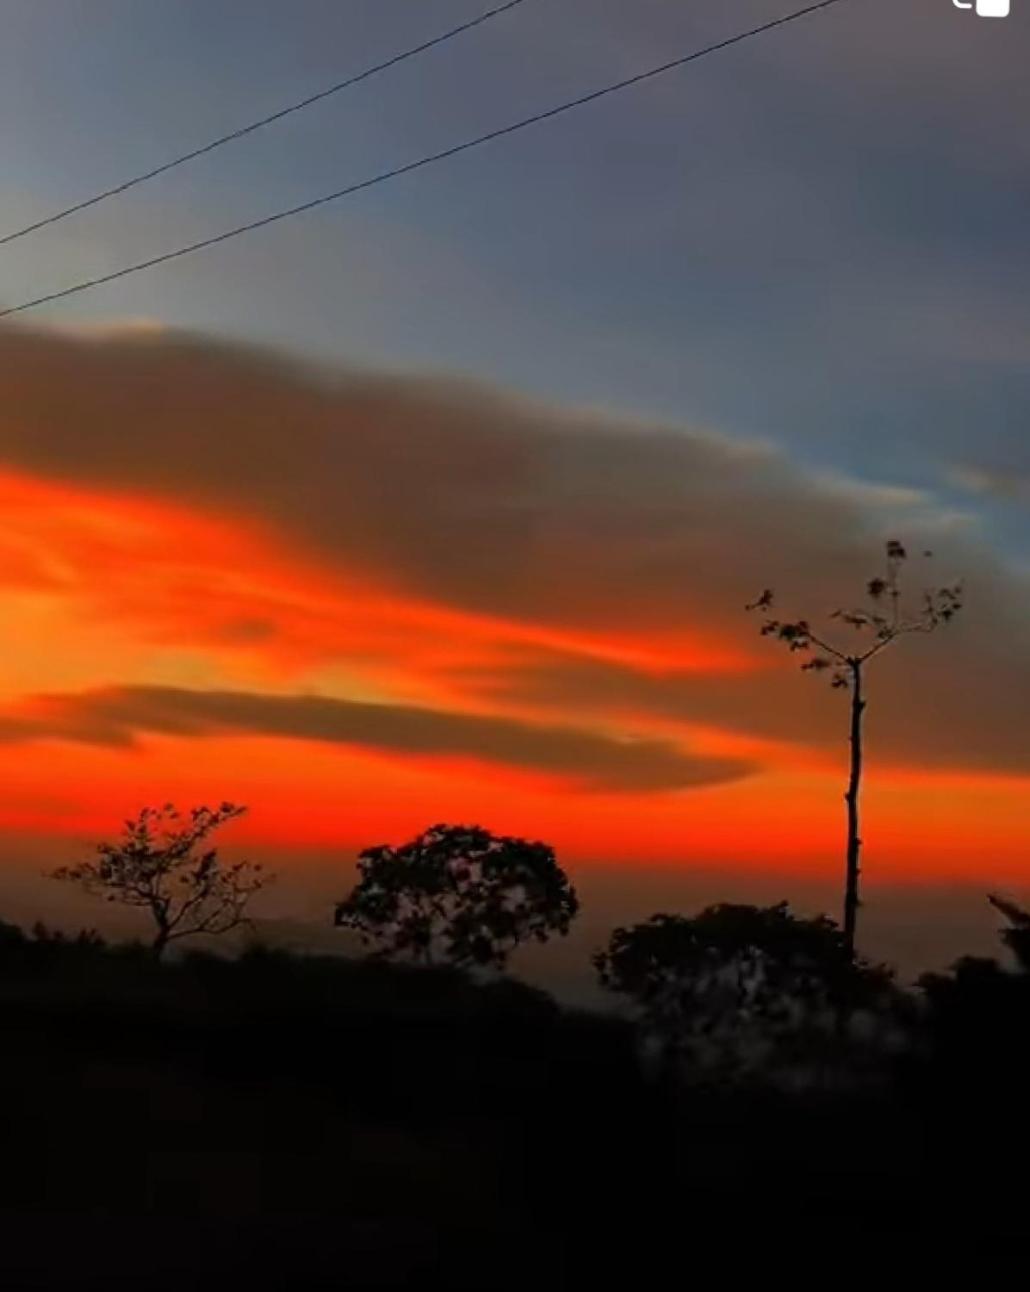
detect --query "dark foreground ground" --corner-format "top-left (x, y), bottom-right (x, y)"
top-left (0, 935), bottom-right (1026, 1288)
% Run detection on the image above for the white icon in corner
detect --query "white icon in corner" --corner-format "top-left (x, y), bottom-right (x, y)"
top-left (953, 0), bottom-right (1010, 15)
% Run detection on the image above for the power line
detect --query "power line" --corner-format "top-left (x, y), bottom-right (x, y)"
top-left (0, 0), bottom-right (846, 320)
top-left (0, 0), bottom-right (531, 248)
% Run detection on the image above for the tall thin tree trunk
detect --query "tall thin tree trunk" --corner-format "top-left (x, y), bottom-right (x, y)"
top-left (843, 660), bottom-right (865, 959)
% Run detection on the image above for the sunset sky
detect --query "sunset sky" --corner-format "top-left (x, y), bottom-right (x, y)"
top-left (1, 0), bottom-right (1028, 989)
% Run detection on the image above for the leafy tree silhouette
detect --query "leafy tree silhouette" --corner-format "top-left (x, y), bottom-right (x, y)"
top-left (747, 540), bottom-right (962, 958)
top-left (595, 903), bottom-right (894, 1085)
top-left (919, 894), bottom-right (1030, 1194)
top-left (987, 893), bottom-right (1030, 971)
top-left (916, 897), bottom-right (1030, 1074)
top-left (334, 823), bottom-right (578, 970)
top-left (51, 803), bottom-right (271, 958)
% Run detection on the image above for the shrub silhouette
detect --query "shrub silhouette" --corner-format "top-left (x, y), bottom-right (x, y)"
top-left (50, 803), bottom-right (272, 958)
top-left (916, 895), bottom-right (1030, 1220)
top-left (987, 893), bottom-right (1030, 971)
top-left (334, 822), bottom-right (578, 969)
top-left (920, 895), bottom-right (1030, 1057)
top-left (595, 902), bottom-right (894, 1085)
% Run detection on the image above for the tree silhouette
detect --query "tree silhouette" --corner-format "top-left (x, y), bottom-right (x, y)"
top-left (987, 893), bottom-right (1030, 972)
top-left (747, 540), bottom-right (962, 957)
top-left (334, 823), bottom-right (578, 970)
top-left (51, 803), bottom-right (271, 958)
top-left (919, 899), bottom-right (1030, 1131)
top-left (595, 902), bottom-right (893, 1084)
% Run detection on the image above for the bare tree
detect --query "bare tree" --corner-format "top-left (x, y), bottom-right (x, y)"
top-left (747, 540), bottom-right (962, 958)
top-left (51, 803), bottom-right (271, 958)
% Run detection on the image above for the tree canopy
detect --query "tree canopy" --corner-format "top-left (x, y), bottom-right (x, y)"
top-left (335, 823), bottom-right (578, 970)
top-left (595, 902), bottom-right (894, 1083)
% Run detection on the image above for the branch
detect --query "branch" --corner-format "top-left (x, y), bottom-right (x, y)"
top-left (804, 630), bottom-right (850, 664)
top-left (856, 629), bottom-right (900, 664)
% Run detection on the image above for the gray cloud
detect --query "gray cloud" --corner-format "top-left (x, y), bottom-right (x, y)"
top-left (0, 684), bottom-right (752, 794)
top-left (950, 464), bottom-right (1030, 504)
top-left (0, 323), bottom-right (951, 628)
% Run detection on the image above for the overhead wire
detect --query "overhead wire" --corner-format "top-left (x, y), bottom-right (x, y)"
top-left (0, 0), bottom-right (532, 248)
top-left (0, 1), bottom-right (847, 319)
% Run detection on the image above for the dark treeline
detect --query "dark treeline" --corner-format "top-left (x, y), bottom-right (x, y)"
top-left (3, 833), bottom-right (1030, 1285)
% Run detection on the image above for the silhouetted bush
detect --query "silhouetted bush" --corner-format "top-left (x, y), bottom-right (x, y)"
top-left (595, 902), bottom-right (899, 1088)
